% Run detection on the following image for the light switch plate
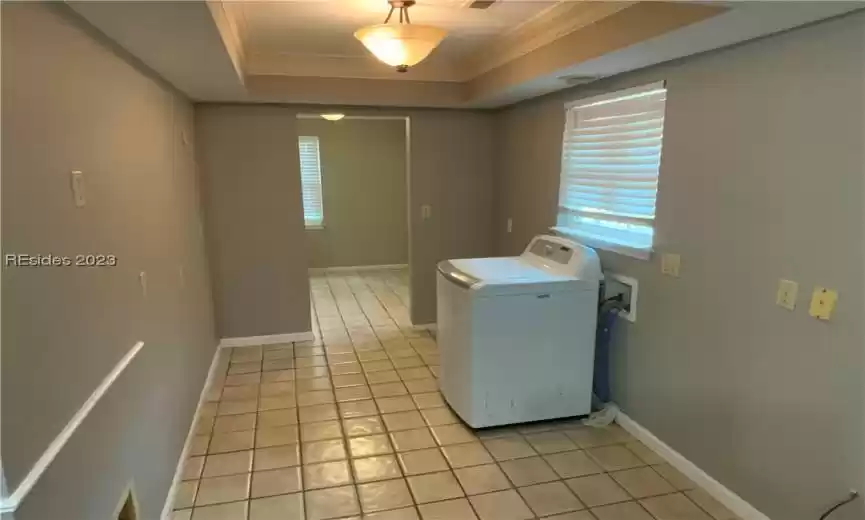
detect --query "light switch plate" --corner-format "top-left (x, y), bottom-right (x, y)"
top-left (776, 279), bottom-right (798, 310)
top-left (507, 218), bottom-right (513, 233)
top-left (421, 205), bottom-right (432, 220)
top-left (661, 253), bottom-right (681, 277)
top-left (809, 287), bottom-right (837, 320)
top-left (70, 170), bottom-right (86, 207)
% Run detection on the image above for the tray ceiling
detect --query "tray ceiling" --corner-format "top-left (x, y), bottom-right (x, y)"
top-left (67, 0), bottom-right (864, 107)
top-left (235, 0), bottom-right (630, 81)
top-left (241, 0), bottom-right (557, 58)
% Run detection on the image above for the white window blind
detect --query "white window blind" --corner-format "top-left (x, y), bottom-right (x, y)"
top-left (298, 136), bottom-right (324, 228)
top-left (555, 81), bottom-right (667, 259)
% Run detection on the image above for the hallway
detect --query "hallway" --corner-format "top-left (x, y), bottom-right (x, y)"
top-left (5, 3), bottom-right (864, 517)
top-left (171, 270), bottom-right (737, 520)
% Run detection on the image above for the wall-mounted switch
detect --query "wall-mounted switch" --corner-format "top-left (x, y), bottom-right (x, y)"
top-left (775, 279), bottom-right (798, 310)
top-left (70, 170), bottom-right (86, 207)
top-left (507, 218), bottom-right (513, 233)
top-left (661, 253), bottom-right (681, 277)
top-left (139, 271), bottom-right (148, 298)
top-left (421, 205), bottom-right (432, 220)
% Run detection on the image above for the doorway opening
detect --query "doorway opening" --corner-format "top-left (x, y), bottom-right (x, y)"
top-left (296, 113), bottom-right (413, 328)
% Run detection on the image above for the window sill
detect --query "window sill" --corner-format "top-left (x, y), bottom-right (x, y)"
top-left (305, 224), bottom-right (325, 230)
top-left (550, 227), bottom-right (652, 261)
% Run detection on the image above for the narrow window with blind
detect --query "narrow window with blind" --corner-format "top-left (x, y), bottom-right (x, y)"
top-left (555, 81), bottom-right (667, 259)
top-left (298, 135), bottom-right (324, 228)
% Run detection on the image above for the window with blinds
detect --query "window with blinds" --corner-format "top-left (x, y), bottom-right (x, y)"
top-left (298, 136), bottom-right (324, 228)
top-left (555, 81), bottom-right (667, 259)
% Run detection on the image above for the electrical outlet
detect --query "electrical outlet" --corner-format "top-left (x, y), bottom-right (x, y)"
top-left (661, 253), bottom-right (681, 277)
top-left (809, 287), bottom-right (837, 320)
top-left (775, 279), bottom-right (798, 310)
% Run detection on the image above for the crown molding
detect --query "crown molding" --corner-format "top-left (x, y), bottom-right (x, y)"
top-left (245, 52), bottom-right (462, 82)
top-left (206, 0), bottom-right (247, 82)
top-left (229, 0), bottom-right (634, 84)
top-left (466, 1), bottom-right (725, 102)
top-left (460, 1), bottom-right (636, 79)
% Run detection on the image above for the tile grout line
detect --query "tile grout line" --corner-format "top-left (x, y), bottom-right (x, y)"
top-left (361, 270), bottom-right (484, 519)
top-left (337, 269), bottom-right (399, 517)
top-left (357, 269), bottom-right (425, 341)
top-left (244, 348), bottom-right (265, 518)
top-left (197, 352), bottom-right (230, 512)
top-left (319, 272), bottom-right (367, 517)
top-left (352, 269), bottom-right (452, 520)
top-left (179, 271), bottom-right (716, 520)
top-left (338, 270), bottom-right (434, 517)
top-left (290, 340), bottom-right (309, 519)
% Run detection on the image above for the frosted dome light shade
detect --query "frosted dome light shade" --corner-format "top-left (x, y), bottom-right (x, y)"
top-left (321, 113), bottom-right (345, 121)
top-left (354, 24), bottom-right (447, 68)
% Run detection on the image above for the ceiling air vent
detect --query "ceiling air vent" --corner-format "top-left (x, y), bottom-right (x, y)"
top-left (467, 0), bottom-right (497, 9)
top-left (558, 75), bottom-right (602, 87)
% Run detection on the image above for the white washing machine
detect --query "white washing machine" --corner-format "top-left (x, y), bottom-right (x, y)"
top-left (436, 235), bottom-right (602, 428)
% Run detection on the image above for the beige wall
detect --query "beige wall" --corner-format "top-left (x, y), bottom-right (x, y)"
top-left (298, 118), bottom-right (409, 269)
top-left (196, 105), bottom-right (312, 339)
top-left (407, 110), bottom-right (496, 324)
top-left (245, 75), bottom-right (467, 108)
top-left (197, 105), bottom-right (495, 328)
top-left (1, 4), bottom-right (216, 519)
top-left (494, 12), bottom-right (865, 520)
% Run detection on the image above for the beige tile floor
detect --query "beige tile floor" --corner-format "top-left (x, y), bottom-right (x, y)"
top-left (173, 269), bottom-right (740, 520)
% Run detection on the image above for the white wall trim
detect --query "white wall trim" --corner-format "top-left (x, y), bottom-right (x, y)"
top-left (218, 331), bottom-right (314, 348)
top-left (0, 341), bottom-right (146, 514)
top-left (616, 412), bottom-right (772, 520)
top-left (308, 264), bottom-right (407, 274)
top-left (0, 468), bottom-right (9, 515)
top-left (160, 347), bottom-right (223, 520)
top-left (411, 323), bottom-right (437, 333)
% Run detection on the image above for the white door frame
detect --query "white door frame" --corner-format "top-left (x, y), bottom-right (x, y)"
top-left (296, 114), bottom-right (413, 311)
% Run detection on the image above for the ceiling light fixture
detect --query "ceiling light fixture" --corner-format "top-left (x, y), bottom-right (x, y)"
top-left (320, 113), bottom-right (345, 121)
top-left (354, 0), bottom-right (447, 73)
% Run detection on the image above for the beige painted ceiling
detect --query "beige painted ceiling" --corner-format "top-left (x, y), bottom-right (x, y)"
top-left (233, 0), bottom-right (633, 81)
top-left (69, 1), bottom-right (865, 107)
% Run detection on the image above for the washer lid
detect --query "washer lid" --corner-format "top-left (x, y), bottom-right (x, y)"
top-left (438, 257), bottom-right (594, 296)
top-left (449, 257), bottom-right (572, 285)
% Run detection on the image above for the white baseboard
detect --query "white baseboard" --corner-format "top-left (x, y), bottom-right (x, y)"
top-left (160, 346), bottom-right (222, 520)
top-left (0, 341), bottom-right (146, 514)
top-left (616, 412), bottom-right (771, 520)
top-left (411, 323), bottom-right (437, 332)
top-left (218, 331), bottom-right (313, 348)
top-left (309, 263), bottom-right (407, 274)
